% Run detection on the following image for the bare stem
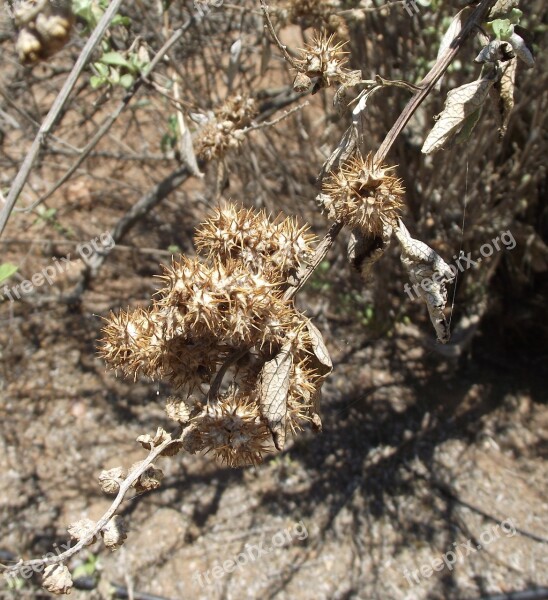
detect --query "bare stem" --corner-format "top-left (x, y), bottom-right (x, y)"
top-left (0, 0), bottom-right (125, 237)
top-left (259, 0), bottom-right (299, 69)
top-left (1, 426), bottom-right (183, 577)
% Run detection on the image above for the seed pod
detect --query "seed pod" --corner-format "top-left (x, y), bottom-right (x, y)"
top-left (101, 515), bottom-right (128, 551)
top-left (42, 564), bottom-right (73, 595)
top-left (67, 519), bottom-right (97, 546)
top-left (98, 467), bottom-right (126, 495)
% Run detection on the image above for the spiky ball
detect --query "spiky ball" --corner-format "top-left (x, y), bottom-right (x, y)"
top-left (195, 392), bottom-right (272, 467)
top-left (322, 153), bottom-right (405, 236)
top-left (194, 204), bottom-right (315, 275)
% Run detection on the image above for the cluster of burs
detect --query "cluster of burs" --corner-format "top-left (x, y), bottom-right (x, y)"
top-left (100, 205), bottom-right (323, 467)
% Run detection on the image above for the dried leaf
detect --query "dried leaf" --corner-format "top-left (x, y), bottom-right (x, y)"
top-left (352, 86), bottom-right (380, 154)
top-left (227, 38), bottom-right (242, 90)
top-left (490, 57), bottom-right (517, 137)
top-left (475, 40), bottom-right (514, 64)
top-left (178, 112), bottom-right (202, 177)
top-left (422, 75), bottom-right (496, 154)
top-left (305, 320), bottom-right (332, 376)
top-left (395, 220), bottom-right (455, 343)
top-left (454, 107), bottom-right (483, 144)
top-left (508, 31), bottom-right (534, 67)
top-left (436, 7), bottom-right (472, 89)
top-left (437, 8), bottom-right (471, 59)
top-left (318, 126), bottom-right (356, 184)
top-left (348, 224), bottom-right (392, 280)
top-left (305, 321), bottom-right (332, 429)
top-left (259, 344), bottom-right (293, 451)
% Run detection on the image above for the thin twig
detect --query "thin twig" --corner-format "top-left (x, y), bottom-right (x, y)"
top-left (0, 0), bottom-right (125, 237)
top-left (13, 17), bottom-right (197, 215)
top-left (1, 426), bottom-right (184, 578)
top-left (259, 0), bottom-right (299, 69)
top-left (243, 102), bottom-right (309, 132)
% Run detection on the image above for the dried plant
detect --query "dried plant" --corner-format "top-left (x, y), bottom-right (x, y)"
top-left (12, 0), bottom-right (74, 63)
top-left (0, 0), bottom-right (543, 594)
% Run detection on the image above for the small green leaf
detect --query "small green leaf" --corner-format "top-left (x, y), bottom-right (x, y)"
top-left (167, 244), bottom-right (181, 254)
top-left (119, 74), bottom-right (134, 89)
top-left (100, 51), bottom-right (130, 68)
top-left (111, 14), bottom-right (132, 27)
top-left (90, 75), bottom-right (106, 89)
top-left (0, 263), bottom-right (18, 284)
top-left (94, 62), bottom-right (109, 77)
top-left (508, 8), bottom-right (522, 23)
top-left (108, 67), bottom-right (120, 85)
top-left (491, 18), bottom-right (513, 40)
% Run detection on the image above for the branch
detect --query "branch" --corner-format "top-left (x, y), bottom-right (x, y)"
top-left (283, 0), bottom-right (498, 299)
top-left (374, 0), bottom-right (498, 164)
top-left (0, 0), bottom-right (125, 237)
top-left (1, 426), bottom-right (184, 578)
top-left (15, 17), bottom-right (197, 215)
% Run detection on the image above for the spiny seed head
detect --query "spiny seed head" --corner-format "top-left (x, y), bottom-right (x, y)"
top-left (194, 205), bottom-right (316, 276)
top-left (157, 254), bottom-right (289, 346)
top-left (195, 392), bottom-right (272, 467)
top-left (99, 306), bottom-right (167, 379)
top-left (287, 360), bottom-right (319, 433)
top-left (195, 95), bottom-right (256, 161)
top-left (296, 31), bottom-right (350, 88)
top-left (322, 152), bottom-right (405, 236)
top-left (161, 336), bottom-right (224, 394)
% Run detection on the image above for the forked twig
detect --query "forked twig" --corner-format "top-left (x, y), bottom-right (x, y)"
top-left (0, 0), bottom-right (125, 237)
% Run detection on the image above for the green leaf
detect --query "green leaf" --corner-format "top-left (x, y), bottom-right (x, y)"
top-left (90, 75), bottom-right (106, 89)
top-left (111, 14), bottom-right (132, 27)
top-left (119, 74), bottom-right (134, 89)
top-left (93, 62), bottom-right (109, 76)
top-left (100, 51), bottom-right (130, 68)
top-left (491, 18), bottom-right (513, 39)
top-left (0, 263), bottom-right (18, 284)
top-left (108, 67), bottom-right (120, 85)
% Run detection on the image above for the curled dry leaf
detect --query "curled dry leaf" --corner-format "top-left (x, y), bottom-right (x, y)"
top-left (475, 40), bottom-right (514, 64)
top-left (258, 343), bottom-right (293, 451)
top-left (101, 515), bottom-right (128, 551)
top-left (352, 86), bottom-right (381, 153)
top-left (395, 220), bottom-right (454, 343)
top-left (348, 224), bottom-right (393, 281)
top-left (422, 74), bottom-right (496, 154)
top-left (436, 7), bottom-right (472, 89)
top-left (317, 126), bottom-right (356, 184)
top-left (508, 31), bottom-right (534, 68)
top-left (304, 319), bottom-right (333, 431)
top-left (42, 564), bottom-right (73, 595)
top-left (490, 57), bottom-right (517, 137)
